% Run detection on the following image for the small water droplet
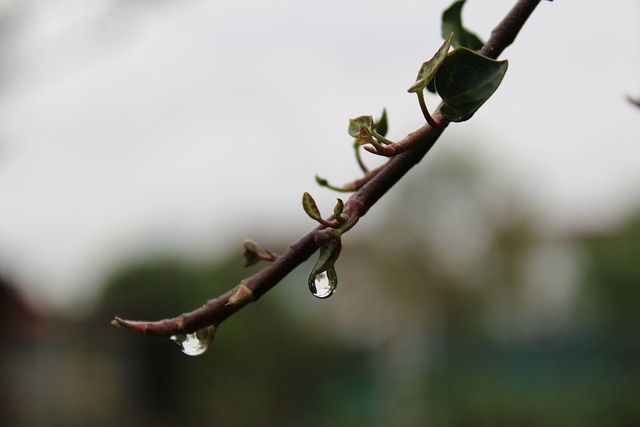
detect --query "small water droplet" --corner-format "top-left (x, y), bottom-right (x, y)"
top-left (308, 267), bottom-right (337, 299)
top-left (170, 325), bottom-right (215, 356)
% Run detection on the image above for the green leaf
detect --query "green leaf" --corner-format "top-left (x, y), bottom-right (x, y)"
top-left (426, 79), bottom-right (436, 94)
top-left (435, 47), bottom-right (507, 122)
top-left (348, 115), bottom-right (374, 138)
top-left (348, 115), bottom-right (375, 145)
top-left (442, 0), bottom-right (484, 50)
top-left (375, 109), bottom-right (388, 137)
top-left (408, 33), bottom-right (454, 93)
top-left (302, 192), bottom-right (322, 222)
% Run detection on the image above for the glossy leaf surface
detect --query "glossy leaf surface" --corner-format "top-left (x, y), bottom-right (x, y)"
top-left (435, 47), bottom-right (508, 122)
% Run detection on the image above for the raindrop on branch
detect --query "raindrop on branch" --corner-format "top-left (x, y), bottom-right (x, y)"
top-left (170, 325), bottom-right (216, 356)
top-left (308, 267), bottom-right (338, 299)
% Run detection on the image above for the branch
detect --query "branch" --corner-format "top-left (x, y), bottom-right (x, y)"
top-left (112, 0), bottom-right (545, 339)
top-left (480, 0), bottom-right (544, 60)
top-left (111, 119), bottom-right (446, 337)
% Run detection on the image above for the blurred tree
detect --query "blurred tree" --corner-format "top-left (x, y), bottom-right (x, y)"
top-left (585, 215), bottom-right (640, 345)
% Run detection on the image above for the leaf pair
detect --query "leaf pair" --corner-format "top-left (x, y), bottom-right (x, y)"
top-left (348, 111), bottom-right (389, 144)
top-left (302, 192), bottom-right (345, 228)
top-left (409, 0), bottom-right (508, 122)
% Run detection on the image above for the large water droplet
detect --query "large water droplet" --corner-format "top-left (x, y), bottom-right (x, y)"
top-left (308, 267), bottom-right (337, 299)
top-left (170, 325), bottom-right (215, 356)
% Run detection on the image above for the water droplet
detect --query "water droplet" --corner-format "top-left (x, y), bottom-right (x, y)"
top-left (308, 267), bottom-right (338, 299)
top-left (170, 325), bottom-right (215, 356)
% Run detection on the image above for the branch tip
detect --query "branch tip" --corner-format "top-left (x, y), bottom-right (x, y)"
top-left (110, 316), bottom-right (150, 336)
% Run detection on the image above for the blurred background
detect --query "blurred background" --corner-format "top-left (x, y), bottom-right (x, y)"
top-left (0, 0), bottom-right (639, 426)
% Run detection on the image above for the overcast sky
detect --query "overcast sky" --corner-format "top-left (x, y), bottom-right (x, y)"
top-left (0, 0), bottom-right (638, 312)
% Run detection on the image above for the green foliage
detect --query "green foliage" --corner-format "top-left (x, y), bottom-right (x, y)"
top-left (374, 108), bottom-right (388, 137)
top-left (347, 115), bottom-right (374, 138)
top-left (412, 2), bottom-right (507, 123)
top-left (302, 191), bottom-right (323, 222)
top-left (585, 216), bottom-right (640, 343)
top-left (347, 115), bottom-right (375, 146)
top-left (435, 47), bottom-right (508, 122)
top-left (442, 0), bottom-right (484, 50)
top-left (408, 33), bottom-right (454, 94)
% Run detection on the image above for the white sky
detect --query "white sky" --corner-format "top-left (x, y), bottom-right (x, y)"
top-left (0, 0), bottom-right (638, 312)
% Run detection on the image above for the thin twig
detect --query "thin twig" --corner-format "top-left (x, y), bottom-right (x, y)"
top-left (480, 0), bottom-right (542, 60)
top-left (112, 0), bottom-right (546, 338)
top-left (417, 92), bottom-right (439, 129)
top-left (354, 144), bottom-right (369, 173)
